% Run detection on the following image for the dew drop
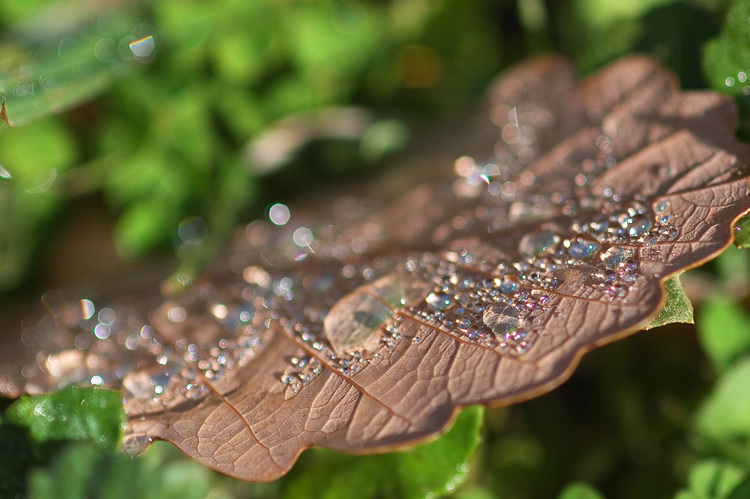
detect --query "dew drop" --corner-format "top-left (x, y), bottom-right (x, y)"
top-left (129, 35), bottom-right (155, 59)
top-left (568, 236), bottom-right (599, 259)
top-left (94, 323), bottom-right (111, 340)
top-left (268, 203), bottom-right (291, 225)
top-left (626, 215), bottom-right (653, 238)
top-left (177, 216), bottom-right (208, 245)
top-left (426, 292), bottom-right (453, 311)
top-left (324, 274), bottom-right (425, 356)
top-left (122, 433), bottom-right (152, 457)
top-left (293, 226), bottom-right (314, 247)
top-left (600, 246), bottom-right (631, 270)
top-left (482, 304), bottom-right (519, 336)
top-left (80, 299), bottom-right (96, 320)
top-left (498, 276), bottom-right (520, 294)
top-left (518, 230), bottom-right (560, 257)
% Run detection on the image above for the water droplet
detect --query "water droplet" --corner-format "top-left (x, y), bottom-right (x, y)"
top-left (499, 276), bottom-right (520, 294)
top-left (518, 230), bottom-right (560, 257)
top-left (324, 274), bottom-right (421, 356)
top-left (600, 246), bottom-right (631, 270)
top-left (123, 370), bottom-right (166, 399)
top-left (293, 226), bottom-right (314, 248)
top-left (94, 323), bottom-right (111, 340)
top-left (655, 200), bottom-right (670, 212)
top-left (482, 304), bottom-right (519, 336)
top-left (122, 433), bottom-right (152, 457)
top-left (97, 308), bottom-right (117, 325)
top-left (426, 292), bottom-right (453, 311)
top-left (568, 237), bottom-right (599, 258)
top-left (80, 299), bottom-right (96, 320)
top-left (178, 216), bottom-right (208, 245)
top-left (268, 203), bottom-right (291, 225)
top-left (626, 215), bottom-right (652, 237)
top-left (290, 356), bottom-right (308, 369)
top-left (167, 306), bottom-right (187, 323)
top-left (0, 163), bottom-right (12, 179)
top-left (129, 35), bottom-right (155, 60)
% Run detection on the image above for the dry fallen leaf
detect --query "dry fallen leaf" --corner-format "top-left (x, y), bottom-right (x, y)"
top-left (2, 55), bottom-right (750, 481)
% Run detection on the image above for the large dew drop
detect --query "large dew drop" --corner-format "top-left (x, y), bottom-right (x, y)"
top-left (600, 246), bottom-right (632, 270)
top-left (323, 274), bottom-right (427, 356)
top-left (626, 215), bottom-right (653, 238)
top-left (519, 230), bottom-right (560, 257)
top-left (482, 304), bottom-right (520, 336)
top-left (568, 236), bottom-right (599, 259)
top-left (426, 292), bottom-right (453, 311)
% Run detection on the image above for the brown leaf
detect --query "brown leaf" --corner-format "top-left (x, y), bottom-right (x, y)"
top-left (3, 55), bottom-right (750, 481)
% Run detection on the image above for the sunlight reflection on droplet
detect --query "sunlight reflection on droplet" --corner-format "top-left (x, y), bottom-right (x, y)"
top-left (178, 216), bottom-right (208, 245)
top-left (0, 164), bottom-right (11, 179)
top-left (211, 303), bottom-right (228, 320)
top-left (94, 38), bottom-right (117, 63)
top-left (508, 106), bottom-right (519, 127)
top-left (168, 306), bottom-right (187, 323)
top-left (94, 323), bottom-right (111, 340)
top-left (26, 168), bottom-right (57, 193)
top-left (80, 299), bottom-right (96, 320)
top-left (293, 226), bottom-right (313, 248)
top-left (269, 203), bottom-right (291, 225)
top-left (129, 35), bottom-right (155, 59)
top-left (244, 266), bottom-right (271, 287)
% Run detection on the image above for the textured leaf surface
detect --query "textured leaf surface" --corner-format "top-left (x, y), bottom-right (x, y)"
top-left (2, 55), bottom-right (750, 481)
top-left (643, 276), bottom-right (693, 330)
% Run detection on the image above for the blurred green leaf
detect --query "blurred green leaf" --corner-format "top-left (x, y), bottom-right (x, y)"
top-left (574, 0), bottom-right (676, 28)
top-left (0, 116), bottom-right (76, 186)
top-left (0, 116), bottom-right (75, 289)
top-left (694, 356), bottom-right (750, 458)
top-left (697, 299), bottom-right (750, 372)
top-left (0, 6), bottom-right (145, 127)
top-left (675, 460), bottom-right (748, 499)
top-left (702, 0), bottom-right (750, 138)
top-left (703, 0), bottom-right (750, 95)
top-left (5, 386), bottom-right (125, 449)
top-left (115, 199), bottom-right (179, 257)
top-left (27, 441), bottom-right (217, 499)
top-left (0, 419), bottom-right (43, 498)
top-left (734, 215), bottom-right (750, 249)
top-left (557, 481), bottom-right (606, 499)
top-left (282, 406), bottom-right (484, 499)
top-left (728, 478), bottom-right (750, 499)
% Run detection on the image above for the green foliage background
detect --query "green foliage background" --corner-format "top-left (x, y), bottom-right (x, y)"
top-left (2, 0), bottom-right (750, 497)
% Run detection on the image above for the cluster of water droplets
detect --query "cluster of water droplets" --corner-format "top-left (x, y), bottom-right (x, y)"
top-left (725, 69), bottom-right (750, 96)
top-left (5, 83), bottom-right (689, 403)
top-left (384, 176), bottom-right (681, 359)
